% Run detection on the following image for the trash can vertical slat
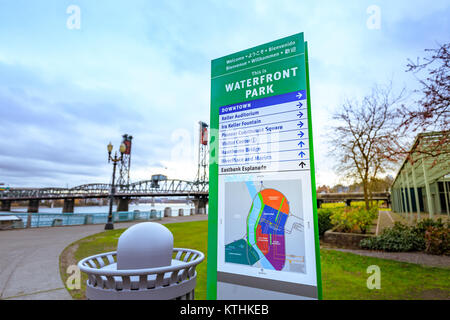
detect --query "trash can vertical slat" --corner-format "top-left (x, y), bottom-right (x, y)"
top-left (188, 266), bottom-right (195, 278)
top-left (106, 254), bottom-right (115, 265)
top-left (183, 252), bottom-right (192, 262)
top-left (180, 268), bottom-right (188, 281)
top-left (88, 274), bottom-right (96, 287)
top-left (87, 259), bottom-right (96, 269)
top-left (170, 270), bottom-right (179, 284)
top-left (155, 273), bottom-right (164, 288)
top-left (175, 250), bottom-right (183, 260)
top-left (95, 275), bottom-right (104, 288)
top-left (106, 276), bottom-right (116, 289)
top-left (122, 276), bottom-right (131, 290)
top-left (96, 257), bottom-right (105, 268)
top-left (139, 275), bottom-right (147, 289)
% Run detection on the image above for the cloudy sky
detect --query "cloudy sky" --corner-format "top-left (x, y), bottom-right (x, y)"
top-left (0, 0), bottom-right (448, 188)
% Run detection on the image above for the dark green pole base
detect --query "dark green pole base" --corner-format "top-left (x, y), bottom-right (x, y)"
top-left (104, 222), bottom-right (114, 230)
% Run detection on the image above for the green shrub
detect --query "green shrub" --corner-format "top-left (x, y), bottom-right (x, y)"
top-left (330, 208), bottom-right (352, 233)
top-left (318, 208), bottom-right (334, 237)
top-left (424, 225), bottom-right (450, 255)
top-left (330, 206), bottom-right (378, 234)
top-left (412, 218), bottom-right (445, 236)
top-left (360, 222), bottom-right (425, 252)
top-left (361, 219), bottom-right (450, 254)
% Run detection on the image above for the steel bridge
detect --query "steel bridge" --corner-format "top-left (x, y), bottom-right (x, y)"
top-left (0, 179), bottom-right (208, 213)
top-left (0, 179), bottom-right (208, 201)
top-left (0, 180), bottom-right (391, 212)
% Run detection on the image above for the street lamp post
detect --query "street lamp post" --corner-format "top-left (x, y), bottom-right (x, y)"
top-left (105, 142), bottom-right (126, 230)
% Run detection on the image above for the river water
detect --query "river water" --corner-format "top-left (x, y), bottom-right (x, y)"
top-left (2, 203), bottom-right (205, 216)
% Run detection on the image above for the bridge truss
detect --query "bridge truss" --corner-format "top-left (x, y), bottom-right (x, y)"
top-left (0, 179), bottom-right (209, 201)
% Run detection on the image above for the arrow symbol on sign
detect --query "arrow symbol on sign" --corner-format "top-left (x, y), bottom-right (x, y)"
top-left (299, 151), bottom-right (306, 158)
top-left (297, 111), bottom-right (303, 118)
top-left (299, 161), bottom-right (306, 168)
top-left (296, 92), bottom-right (304, 99)
top-left (298, 141), bottom-right (305, 147)
top-left (298, 131), bottom-right (304, 138)
top-left (297, 121), bottom-right (304, 128)
top-left (297, 102), bottom-right (303, 108)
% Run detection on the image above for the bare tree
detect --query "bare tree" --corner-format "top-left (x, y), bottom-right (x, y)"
top-left (330, 84), bottom-right (404, 210)
top-left (393, 42), bottom-right (449, 161)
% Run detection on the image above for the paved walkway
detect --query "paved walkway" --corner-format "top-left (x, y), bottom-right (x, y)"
top-left (0, 215), bottom-right (208, 300)
top-left (376, 210), bottom-right (403, 235)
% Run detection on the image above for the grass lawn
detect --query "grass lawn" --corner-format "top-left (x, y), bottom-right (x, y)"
top-left (60, 220), bottom-right (449, 300)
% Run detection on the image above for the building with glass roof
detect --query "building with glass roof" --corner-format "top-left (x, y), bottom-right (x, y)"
top-left (391, 131), bottom-right (449, 219)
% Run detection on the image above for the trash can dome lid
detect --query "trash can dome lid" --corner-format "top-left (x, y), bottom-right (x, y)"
top-left (116, 222), bottom-right (174, 270)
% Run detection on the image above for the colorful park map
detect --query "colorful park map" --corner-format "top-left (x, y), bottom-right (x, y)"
top-left (224, 180), bottom-right (306, 273)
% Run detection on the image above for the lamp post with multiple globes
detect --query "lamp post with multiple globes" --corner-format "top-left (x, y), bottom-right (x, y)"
top-left (105, 142), bottom-right (126, 230)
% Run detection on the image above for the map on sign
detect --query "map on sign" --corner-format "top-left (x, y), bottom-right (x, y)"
top-left (224, 179), bottom-right (306, 274)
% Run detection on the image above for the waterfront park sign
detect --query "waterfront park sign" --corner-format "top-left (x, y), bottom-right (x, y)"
top-left (207, 33), bottom-right (322, 300)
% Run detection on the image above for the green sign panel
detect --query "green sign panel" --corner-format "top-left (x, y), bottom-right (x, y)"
top-left (207, 33), bottom-right (322, 300)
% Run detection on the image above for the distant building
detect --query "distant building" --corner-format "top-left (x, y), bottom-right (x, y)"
top-left (316, 185), bottom-right (330, 194)
top-left (391, 131), bottom-right (450, 217)
top-left (334, 185), bottom-right (349, 193)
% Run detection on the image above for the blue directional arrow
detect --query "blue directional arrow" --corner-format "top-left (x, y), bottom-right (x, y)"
top-left (298, 141), bottom-right (305, 147)
top-left (297, 102), bottom-right (303, 108)
top-left (297, 131), bottom-right (304, 138)
top-left (297, 121), bottom-right (304, 128)
top-left (297, 111), bottom-right (303, 118)
top-left (299, 151), bottom-right (306, 158)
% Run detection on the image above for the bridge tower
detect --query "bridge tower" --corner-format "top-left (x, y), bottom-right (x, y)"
top-left (117, 134), bottom-right (133, 187)
top-left (116, 134), bottom-right (132, 212)
top-left (194, 121), bottom-right (208, 214)
top-left (196, 121), bottom-right (209, 183)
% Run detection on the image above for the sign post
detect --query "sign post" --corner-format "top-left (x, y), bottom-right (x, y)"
top-left (207, 33), bottom-right (322, 300)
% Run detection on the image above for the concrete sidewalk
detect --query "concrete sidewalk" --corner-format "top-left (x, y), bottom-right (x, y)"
top-left (0, 214), bottom-right (208, 300)
top-left (375, 210), bottom-right (402, 235)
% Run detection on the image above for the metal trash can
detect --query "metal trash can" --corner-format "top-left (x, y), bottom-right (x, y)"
top-left (52, 218), bottom-right (63, 227)
top-left (84, 215), bottom-right (93, 225)
top-left (78, 222), bottom-right (204, 300)
top-left (13, 219), bottom-right (24, 229)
